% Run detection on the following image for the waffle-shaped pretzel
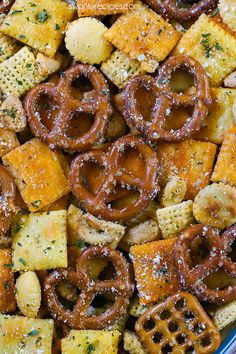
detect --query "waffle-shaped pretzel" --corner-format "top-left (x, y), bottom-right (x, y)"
top-left (0, 165), bottom-right (16, 246)
top-left (123, 55), bottom-right (211, 143)
top-left (174, 224), bottom-right (236, 304)
top-left (25, 63), bottom-right (112, 151)
top-left (70, 135), bottom-right (159, 221)
top-left (145, 0), bottom-right (218, 22)
top-left (43, 246), bottom-right (133, 329)
top-left (135, 292), bottom-right (221, 354)
top-left (0, 0), bottom-right (13, 14)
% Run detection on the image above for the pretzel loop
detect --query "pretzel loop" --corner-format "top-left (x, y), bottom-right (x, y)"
top-left (0, 0), bottom-right (14, 14)
top-left (174, 224), bottom-right (236, 304)
top-left (145, 0), bottom-right (218, 22)
top-left (123, 55), bottom-right (212, 142)
top-left (25, 64), bottom-right (112, 151)
top-left (70, 135), bottom-right (159, 221)
top-left (44, 246), bottom-right (133, 329)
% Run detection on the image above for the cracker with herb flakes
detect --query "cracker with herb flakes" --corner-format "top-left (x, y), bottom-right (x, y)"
top-left (0, 33), bottom-right (20, 64)
top-left (174, 14), bottom-right (236, 86)
top-left (0, 315), bottom-right (53, 352)
top-left (104, 2), bottom-right (181, 72)
top-left (0, 128), bottom-right (19, 157)
top-left (2, 138), bottom-right (70, 212)
top-left (61, 330), bottom-right (120, 354)
top-left (0, 0), bottom-right (76, 57)
top-left (0, 94), bottom-right (26, 132)
top-left (0, 249), bottom-right (16, 313)
top-left (12, 210), bottom-right (68, 271)
top-left (130, 239), bottom-right (180, 304)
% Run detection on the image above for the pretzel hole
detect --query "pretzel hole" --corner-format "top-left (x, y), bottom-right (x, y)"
top-left (67, 112), bottom-right (95, 138)
top-left (163, 106), bottom-right (194, 131)
top-left (184, 311), bottom-right (195, 322)
top-left (168, 67), bottom-right (194, 94)
top-left (174, 298), bottom-right (185, 311)
top-left (185, 346), bottom-right (195, 354)
top-left (90, 293), bottom-right (115, 310)
top-left (37, 94), bottom-right (60, 131)
top-left (143, 318), bottom-right (155, 331)
top-left (119, 147), bottom-right (146, 179)
top-left (72, 76), bottom-right (94, 93)
top-left (193, 323), bottom-right (205, 335)
top-left (227, 239), bottom-right (236, 262)
top-left (162, 344), bottom-right (173, 353)
top-left (190, 236), bottom-right (210, 266)
top-left (152, 331), bottom-right (163, 343)
top-left (168, 321), bottom-right (179, 333)
top-left (176, 334), bottom-right (186, 344)
top-left (160, 309), bottom-right (171, 320)
top-left (200, 335), bottom-right (211, 347)
top-left (81, 162), bottom-right (106, 195)
top-left (203, 270), bottom-right (233, 290)
top-left (134, 85), bottom-right (156, 122)
top-left (110, 191), bottom-right (140, 210)
top-left (56, 283), bottom-right (81, 309)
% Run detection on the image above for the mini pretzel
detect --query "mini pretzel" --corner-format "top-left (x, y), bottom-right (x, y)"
top-left (135, 291), bottom-right (220, 354)
top-left (43, 246), bottom-right (133, 329)
top-left (25, 63), bottom-right (112, 151)
top-left (70, 135), bottom-right (159, 221)
top-left (123, 55), bottom-right (212, 143)
top-left (0, 0), bottom-right (13, 14)
top-left (174, 224), bottom-right (236, 304)
top-left (0, 165), bottom-right (17, 246)
top-left (145, 0), bottom-right (218, 22)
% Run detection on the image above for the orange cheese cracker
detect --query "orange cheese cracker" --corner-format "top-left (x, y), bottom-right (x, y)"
top-left (0, 249), bottom-right (16, 313)
top-left (156, 139), bottom-right (217, 200)
top-left (130, 238), bottom-right (179, 304)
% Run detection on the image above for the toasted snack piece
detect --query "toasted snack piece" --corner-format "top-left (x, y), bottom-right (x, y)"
top-left (0, 33), bottom-right (20, 64)
top-left (15, 271), bottom-right (41, 318)
top-left (156, 201), bottom-right (194, 239)
top-left (194, 88), bottom-right (236, 144)
top-left (174, 14), bottom-right (236, 86)
top-left (219, 0), bottom-right (236, 32)
top-left (161, 176), bottom-right (187, 207)
top-left (224, 71), bottom-right (236, 88)
top-left (2, 139), bottom-right (70, 212)
top-left (129, 297), bottom-right (153, 317)
top-left (0, 249), bottom-right (16, 313)
top-left (12, 211), bottom-right (68, 271)
top-left (193, 183), bottom-right (236, 229)
top-left (104, 2), bottom-right (181, 72)
top-left (61, 330), bottom-right (120, 354)
top-left (0, 0), bottom-right (76, 57)
top-left (123, 220), bottom-right (160, 246)
top-left (0, 315), bottom-right (53, 352)
top-left (0, 128), bottom-right (19, 157)
top-left (156, 139), bottom-right (217, 200)
top-left (213, 300), bottom-right (236, 330)
top-left (0, 94), bottom-right (26, 132)
top-left (36, 52), bottom-right (64, 77)
top-left (135, 292), bottom-right (221, 354)
top-left (101, 49), bottom-right (145, 88)
top-left (212, 126), bottom-right (236, 186)
top-left (124, 330), bottom-right (148, 354)
top-left (77, 0), bottom-right (135, 16)
top-left (41, 195), bottom-right (68, 212)
top-left (130, 238), bottom-right (180, 304)
top-left (65, 18), bottom-right (113, 65)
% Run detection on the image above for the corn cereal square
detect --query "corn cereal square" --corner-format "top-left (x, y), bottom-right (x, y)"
top-left (211, 126), bottom-right (236, 186)
top-left (0, 249), bottom-right (16, 313)
top-left (194, 88), bottom-right (236, 144)
top-left (77, 0), bottom-right (134, 16)
top-left (0, 315), bottom-right (53, 352)
top-left (2, 138), bottom-right (70, 212)
top-left (174, 14), bottom-right (236, 86)
top-left (12, 210), bottom-right (68, 271)
top-left (156, 139), bottom-right (217, 200)
top-left (0, 33), bottom-right (20, 64)
top-left (104, 2), bottom-right (181, 72)
top-left (130, 239), bottom-right (180, 304)
top-left (213, 300), bottom-right (236, 331)
top-left (0, 0), bottom-right (76, 57)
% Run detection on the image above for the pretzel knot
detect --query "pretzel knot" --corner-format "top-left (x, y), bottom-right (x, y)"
top-left (25, 63), bottom-right (112, 151)
top-left (0, 0), bottom-right (14, 14)
top-left (145, 0), bottom-right (218, 22)
top-left (70, 135), bottom-right (159, 221)
top-left (174, 224), bottom-right (236, 304)
top-left (0, 165), bottom-right (17, 246)
top-left (43, 246), bottom-right (134, 329)
top-left (123, 55), bottom-right (212, 143)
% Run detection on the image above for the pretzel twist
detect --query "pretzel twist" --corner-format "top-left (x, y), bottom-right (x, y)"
top-left (0, 0), bottom-right (14, 14)
top-left (174, 224), bottom-right (236, 304)
top-left (145, 0), bottom-right (218, 22)
top-left (25, 64), bottom-right (112, 151)
top-left (70, 135), bottom-right (159, 221)
top-left (123, 55), bottom-right (211, 143)
top-left (43, 246), bottom-right (133, 329)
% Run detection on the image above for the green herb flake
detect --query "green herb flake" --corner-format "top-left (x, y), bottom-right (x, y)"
top-left (215, 42), bottom-right (223, 51)
top-left (3, 263), bottom-right (14, 268)
top-left (28, 329), bottom-right (39, 337)
top-left (211, 7), bottom-right (219, 17)
top-left (10, 10), bottom-right (23, 15)
top-left (19, 35), bottom-right (26, 40)
top-left (4, 281), bottom-right (10, 291)
top-left (37, 9), bottom-right (50, 23)
top-left (87, 343), bottom-right (95, 354)
top-left (19, 258), bottom-right (27, 266)
top-left (55, 23), bottom-right (60, 30)
top-left (2, 108), bottom-right (16, 118)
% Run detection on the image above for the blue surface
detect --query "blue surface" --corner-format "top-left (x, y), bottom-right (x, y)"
top-left (215, 326), bottom-right (236, 354)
